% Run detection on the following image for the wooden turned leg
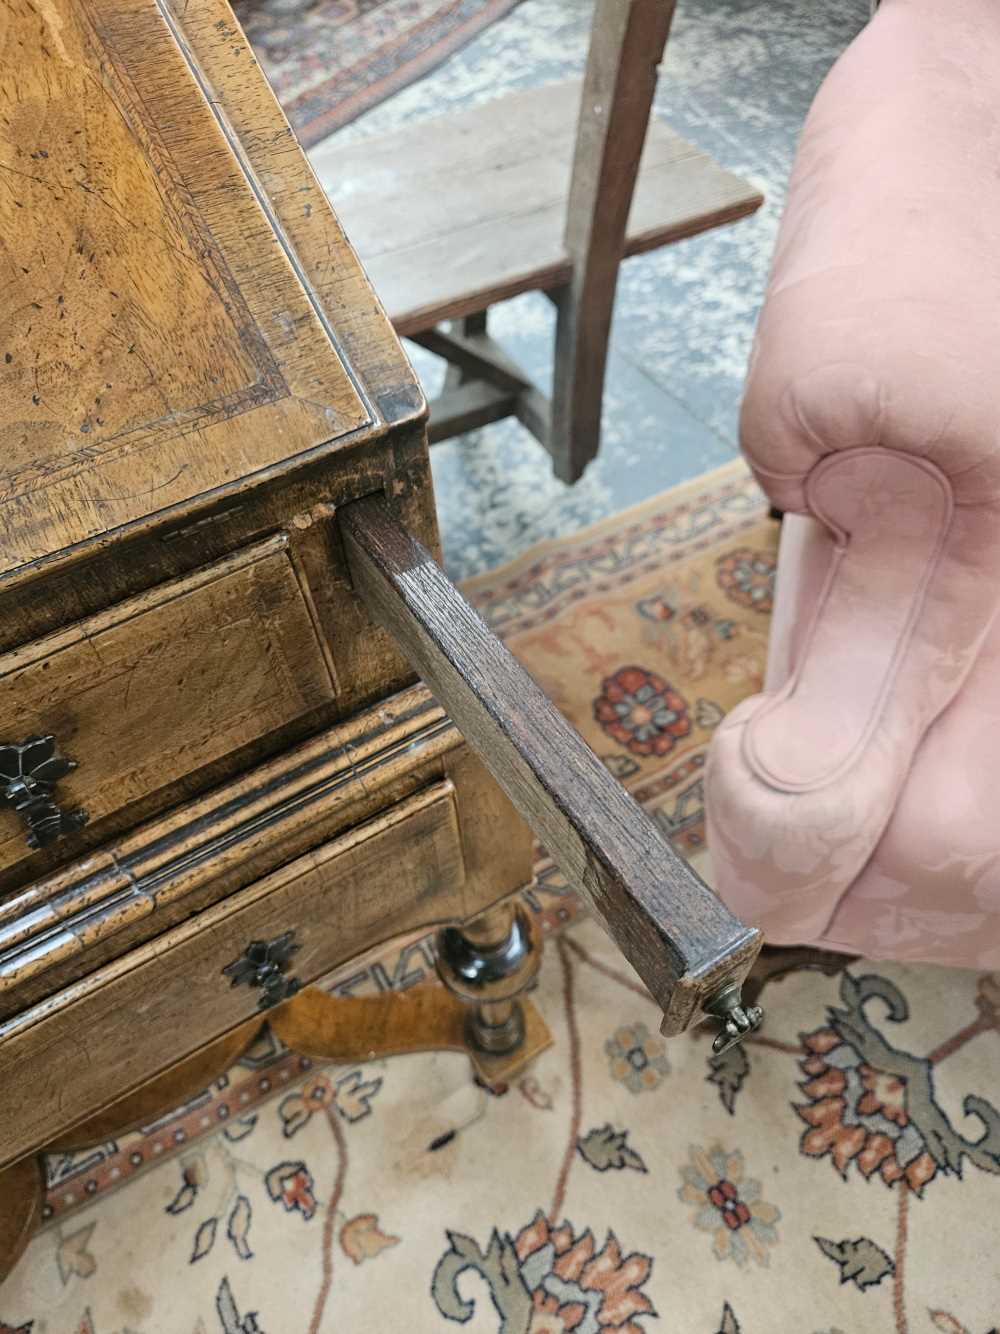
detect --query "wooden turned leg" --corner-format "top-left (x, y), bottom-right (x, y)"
top-left (435, 898), bottom-right (549, 1083)
top-left (0, 1154), bottom-right (46, 1282)
top-left (270, 899), bottom-right (552, 1089)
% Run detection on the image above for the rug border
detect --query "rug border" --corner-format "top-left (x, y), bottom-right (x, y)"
top-left (287, 0), bottom-right (526, 148)
top-left (460, 457), bottom-right (756, 601)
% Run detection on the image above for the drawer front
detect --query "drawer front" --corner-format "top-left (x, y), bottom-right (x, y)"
top-left (0, 782), bottom-right (467, 1167)
top-left (0, 535), bottom-right (335, 877)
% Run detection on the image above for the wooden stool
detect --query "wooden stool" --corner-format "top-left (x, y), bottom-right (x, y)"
top-left (311, 0), bottom-right (763, 483)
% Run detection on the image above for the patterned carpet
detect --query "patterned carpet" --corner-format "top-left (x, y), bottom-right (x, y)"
top-left (4, 463), bottom-right (1000, 1332)
top-left (234, 0), bottom-right (525, 147)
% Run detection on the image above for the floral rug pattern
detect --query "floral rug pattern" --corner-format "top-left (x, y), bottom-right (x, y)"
top-left (3, 464), bottom-right (1000, 1332)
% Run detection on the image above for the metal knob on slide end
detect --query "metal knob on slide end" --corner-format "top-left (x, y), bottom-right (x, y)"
top-left (703, 981), bottom-right (764, 1055)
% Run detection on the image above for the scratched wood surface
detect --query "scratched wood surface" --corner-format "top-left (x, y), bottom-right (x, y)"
top-left (0, 533), bottom-right (338, 882)
top-left (160, 0), bottom-right (424, 428)
top-left (0, 780), bottom-right (471, 1168)
top-left (0, 0), bottom-right (419, 578)
top-left (0, 683), bottom-right (530, 1013)
top-left (0, 0), bottom-right (445, 898)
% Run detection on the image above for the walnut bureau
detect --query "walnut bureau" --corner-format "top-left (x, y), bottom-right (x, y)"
top-left (0, 0), bottom-right (763, 1276)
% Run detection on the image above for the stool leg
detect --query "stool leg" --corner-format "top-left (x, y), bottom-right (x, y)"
top-left (436, 899), bottom-right (542, 1060)
top-left (442, 310), bottom-right (489, 391)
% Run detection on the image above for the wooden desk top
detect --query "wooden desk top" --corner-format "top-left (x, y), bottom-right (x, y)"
top-left (0, 0), bottom-right (422, 584)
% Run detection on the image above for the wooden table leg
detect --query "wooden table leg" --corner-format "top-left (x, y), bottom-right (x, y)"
top-left (436, 898), bottom-right (542, 1059)
top-left (270, 983), bottom-right (551, 1088)
top-left (0, 1155), bottom-right (46, 1282)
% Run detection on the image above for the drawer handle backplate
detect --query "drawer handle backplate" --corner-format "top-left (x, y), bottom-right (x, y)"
top-left (223, 931), bottom-right (303, 1010)
top-left (0, 734), bottom-right (89, 850)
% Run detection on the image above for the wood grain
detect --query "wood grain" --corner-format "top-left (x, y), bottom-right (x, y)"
top-left (272, 983), bottom-right (551, 1085)
top-left (162, 0), bottom-right (425, 430)
top-left (45, 1013), bottom-right (263, 1151)
top-left (271, 983), bottom-right (482, 1062)
top-left (0, 0), bottom-right (425, 579)
top-left (0, 684), bottom-right (531, 1013)
top-left (0, 435), bottom-right (450, 897)
top-left (341, 495), bottom-right (761, 1035)
top-left (550, 0), bottom-right (677, 482)
top-left (312, 79), bottom-right (762, 337)
top-left (0, 781), bottom-right (471, 1168)
top-left (443, 744), bottom-right (533, 920)
top-left (0, 534), bottom-right (335, 879)
top-left (0, 1153), bottom-right (44, 1282)
top-left (0, 982), bottom-right (550, 1278)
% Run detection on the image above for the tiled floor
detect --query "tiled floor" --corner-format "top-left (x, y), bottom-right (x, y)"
top-left (310, 0), bottom-right (870, 580)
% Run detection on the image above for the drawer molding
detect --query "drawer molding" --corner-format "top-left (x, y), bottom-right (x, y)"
top-left (0, 686), bottom-right (457, 1006)
top-left (0, 780), bottom-right (468, 1166)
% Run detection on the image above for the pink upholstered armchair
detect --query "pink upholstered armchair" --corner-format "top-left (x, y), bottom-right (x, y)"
top-left (706, 0), bottom-right (1000, 971)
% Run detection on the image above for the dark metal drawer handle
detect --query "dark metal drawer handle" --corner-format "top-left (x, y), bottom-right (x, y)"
top-left (223, 931), bottom-right (302, 1010)
top-left (0, 735), bottom-right (89, 850)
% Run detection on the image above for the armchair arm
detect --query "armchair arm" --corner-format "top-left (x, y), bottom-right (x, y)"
top-left (706, 451), bottom-right (996, 944)
top-left (340, 494), bottom-right (761, 1047)
top-left (706, 0), bottom-right (1000, 943)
